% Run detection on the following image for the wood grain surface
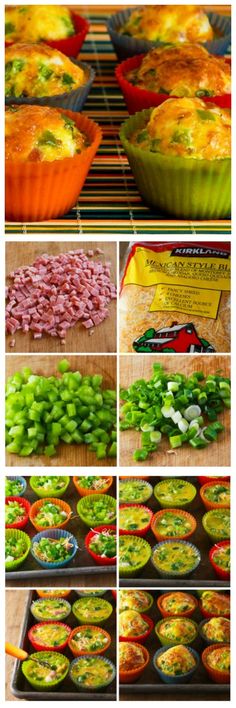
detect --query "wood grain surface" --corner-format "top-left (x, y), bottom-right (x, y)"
top-left (6, 354), bottom-right (116, 467)
top-left (5, 590), bottom-right (28, 701)
top-left (119, 354), bottom-right (230, 468)
top-left (6, 241), bottom-right (117, 353)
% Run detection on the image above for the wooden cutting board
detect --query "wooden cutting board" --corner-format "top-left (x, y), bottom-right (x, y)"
top-left (5, 241), bottom-right (117, 353)
top-left (119, 354), bottom-right (230, 468)
top-left (6, 354), bottom-right (116, 468)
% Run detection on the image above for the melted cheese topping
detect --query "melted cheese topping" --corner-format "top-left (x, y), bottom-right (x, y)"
top-left (161, 592), bottom-right (196, 615)
top-left (207, 646), bottom-right (230, 672)
top-left (203, 617), bottom-right (230, 643)
top-left (119, 641), bottom-right (145, 672)
top-left (158, 617), bottom-right (197, 643)
top-left (5, 105), bottom-right (88, 162)
top-left (5, 5), bottom-right (75, 42)
top-left (120, 5), bottom-right (213, 43)
top-left (201, 591), bottom-right (230, 616)
top-left (119, 590), bottom-right (151, 613)
top-left (156, 644), bottom-right (196, 675)
top-left (119, 610), bottom-right (149, 637)
top-left (132, 98), bottom-right (231, 160)
top-left (127, 44), bottom-right (231, 97)
top-left (5, 43), bottom-right (86, 98)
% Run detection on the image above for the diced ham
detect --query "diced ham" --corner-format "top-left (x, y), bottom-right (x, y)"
top-left (6, 248), bottom-right (116, 342)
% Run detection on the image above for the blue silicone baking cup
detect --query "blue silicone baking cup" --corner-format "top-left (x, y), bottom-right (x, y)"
top-left (5, 61), bottom-right (95, 112)
top-left (31, 529), bottom-right (78, 569)
top-left (107, 7), bottom-right (231, 60)
top-left (69, 655), bottom-right (116, 691)
top-left (5, 476), bottom-right (27, 497)
top-left (151, 540), bottom-right (201, 578)
top-left (153, 646), bottom-right (199, 684)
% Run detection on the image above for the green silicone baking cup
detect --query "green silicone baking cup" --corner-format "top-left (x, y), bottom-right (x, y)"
top-left (120, 108), bottom-right (231, 219)
top-left (155, 617), bottom-right (198, 646)
top-left (119, 535), bottom-right (152, 578)
top-left (5, 528), bottom-right (31, 571)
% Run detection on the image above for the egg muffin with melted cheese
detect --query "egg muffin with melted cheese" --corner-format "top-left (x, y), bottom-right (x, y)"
top-left (156, 617), bottom-right (198, 646)
top-left (5, 105), bottom-right (88, 162)
top-left (5, 5), bottom-right (75, 43)
top-left (5, 43), bottom-right (86, 98)
top-left (132, 98), bottom-right (231, 160)
top-left (119, 610), bottom-right (149, 638)
top-left (126, 44), bottom-right (231, 98)
top-left (119, 641), bottom-right (146, 672)
top-left (119, 5), bottom-right (213, 43)
top-left (155, 644), bottom-right (197, 676)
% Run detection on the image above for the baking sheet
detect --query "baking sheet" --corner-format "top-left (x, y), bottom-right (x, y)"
top-left (11, 589), bottom-right (116, 701)
top-left (119, 476), bottom-right (230, 588)
top-left (119, 589), bottom-right (230, 699)
top-left (5, 6), bottom-right (231, 237)
top-left (6, 477), bottom-right (116, 586)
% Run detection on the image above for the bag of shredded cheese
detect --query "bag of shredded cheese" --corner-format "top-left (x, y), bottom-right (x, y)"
top-left (120, 241), bottom-right (230, 353)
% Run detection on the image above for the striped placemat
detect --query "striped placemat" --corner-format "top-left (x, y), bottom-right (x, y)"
top-left (5, 9), bottom-right (231, 236)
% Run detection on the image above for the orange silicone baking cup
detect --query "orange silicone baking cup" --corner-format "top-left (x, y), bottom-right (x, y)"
top-left (5, 110), bottom-right (102, 222)
top-left (73, 476), bottom-right (113, 497)
top-left (151, 508), bottom-right (197, 542)
top-left (29, 497), bottom-right (72, 531)
top-left (157, 592), bottom-right (198, 618)
top-left (119, 643), bottom-right (150, 683)
top-left (199, 481), bottom-right (230, 510)
top-left (202, 643), bottom-right (230, 684)
top-left (68, 625), bottom-right (112, 657)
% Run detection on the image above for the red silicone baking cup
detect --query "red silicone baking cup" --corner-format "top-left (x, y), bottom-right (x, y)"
top-left (157, 592), bottom-right (198, 618)
top-left (119, 613), bottom-right (154, 644)
top-left (199, 593), bottom-right (230, 619)
top-left (68, 625), bottom-right (112, 657)
top-left (115, 54), bottom-right (231, 115)
top-left (5, 12), bottom-right (89, 58)
top-left (85, 524), bottom-right (117, 566)
top-left (5, 109), bottom-right (102, 222)
top-left (202, 643), bottom-right (230, 684)
top-left (197, 476), bottom-right (230, 486)
top-left (209, 541), bottom-right (230, 580)
top-left (119, 642), bottom-right (150, 683)
top-left (119, 504), bottom-right (153, 537)
top-left (28, 621), bottom-right (71, 652)
top-left (5, 496), bottom-right (31, 529)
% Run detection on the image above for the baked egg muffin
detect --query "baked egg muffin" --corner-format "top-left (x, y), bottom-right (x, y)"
top-left (119, 610), bottom-right (149, 637)
top-left (5, 5), bottom-right (75, 43)
top-left (5, 43), bottom-right (86, 98)
top-left (126, 44), bottom-right (231, 97)
top-left (119, 641), bottom-right (146, 672)
top-left (5, 105), bottom-right (88, 162)
top-left (119, 5), bottom-right (213, 43)
top-left (156, 644), bottom-right (196, 675)
top-left (202, 617), bottom-right (230, 643)
top-left (132, 97), bottom-right (231, 160)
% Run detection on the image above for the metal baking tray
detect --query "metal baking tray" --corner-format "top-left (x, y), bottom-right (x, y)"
top-left (11, 589), bottom-right (117, 701)
top-left (119, 476), bottom-right (229, 588)
top-left (6, 477), bottom-right (116, 584)
top-left (119, 589), bottom-right (230, 700)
